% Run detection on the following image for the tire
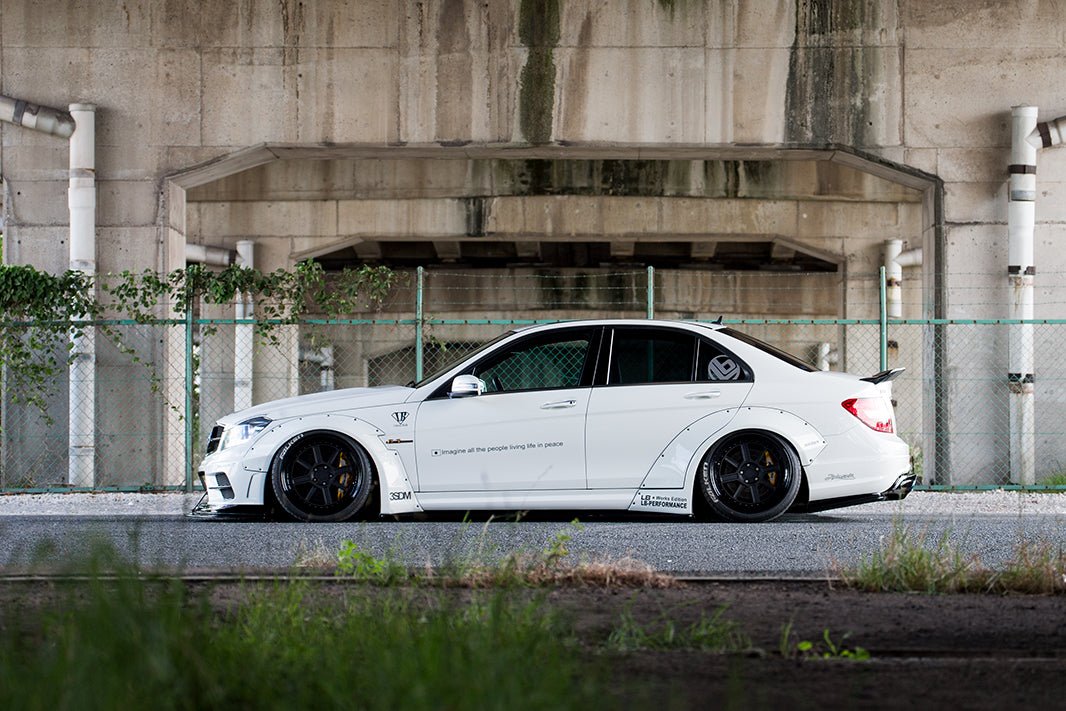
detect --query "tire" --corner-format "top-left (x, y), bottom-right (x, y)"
top-left (270, 432), bottom-right (374, 522)
top-left (698, 431), bottom-right (802, 523)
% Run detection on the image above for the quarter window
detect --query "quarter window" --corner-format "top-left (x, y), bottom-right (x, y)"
top-left (696, 339), bottom-right (751, 382)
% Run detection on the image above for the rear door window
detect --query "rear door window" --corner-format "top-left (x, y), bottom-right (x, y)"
top-left (606, 328), bottom-right (695, 385)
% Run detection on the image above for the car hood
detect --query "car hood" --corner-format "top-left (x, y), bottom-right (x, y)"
top-left (217, 385), bottom-right (413, 426)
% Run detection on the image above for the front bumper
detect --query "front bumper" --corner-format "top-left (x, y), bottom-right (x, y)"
top-left (186, 491), bottom-right (269, 520)
top-left (197, 442), bottom-right (268, 509)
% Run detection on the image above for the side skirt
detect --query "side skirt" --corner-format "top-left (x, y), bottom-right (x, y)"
top-left (416, 489), bottom-right (650, 512)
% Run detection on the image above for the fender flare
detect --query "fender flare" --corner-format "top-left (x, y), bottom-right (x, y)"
top-left (631, 407), bottom-right (825, 513)
top-left (242, 413), bottom-right (421, 515)
top-left (712, 407), bottom-right (827, 466)
top-left (683, 407), bottom-right (825, 499)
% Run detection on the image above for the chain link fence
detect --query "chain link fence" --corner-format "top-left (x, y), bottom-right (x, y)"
top-left (2, 269), bottom-right (1063, 492)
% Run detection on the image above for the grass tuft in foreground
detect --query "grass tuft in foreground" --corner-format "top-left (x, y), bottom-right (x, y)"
top-left (334, 520), bottom-right (678, 589)
top-left (842, 519), bottom-right (1066, 595)
top-left (843, 520), bottom-right (986, 593)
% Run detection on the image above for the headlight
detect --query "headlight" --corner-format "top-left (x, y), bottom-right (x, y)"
top-left (218, 416), bottom-right (272, 451)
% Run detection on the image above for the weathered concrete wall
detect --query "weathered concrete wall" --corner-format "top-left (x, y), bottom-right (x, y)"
top-left (2, 0), bottom-right (1065, 487)
top-left (1, 0), bottom-right (1060, 273)
top-left (787, 0), bottom-right (902, 149)
top-left (0, 0), bottom-right (925, 279)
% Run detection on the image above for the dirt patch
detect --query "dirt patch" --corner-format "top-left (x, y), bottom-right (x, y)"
top-left (540, 581), bottom-right (1066, 709)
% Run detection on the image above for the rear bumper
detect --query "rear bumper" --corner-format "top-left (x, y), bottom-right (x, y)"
top-left (881, 471), bottom-right (917, 500)
top-left (792, 472), bottom-right (915, 514)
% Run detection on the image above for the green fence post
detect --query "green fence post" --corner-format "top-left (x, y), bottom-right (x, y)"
top-left (184, 306), bottom-right (195, 493)
top-left (647, 266), bottom-right (655, 319)
top-left (415, 266), bottom-right (424, 381)
top-left (879, 266), bottom-right (888, 371)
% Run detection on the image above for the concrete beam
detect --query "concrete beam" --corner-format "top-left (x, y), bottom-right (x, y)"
top-left (770, 242), bottom-right (796, 261)
top-left (515, 241), bottom-right (541, 259)
top-left (353, 241), bottom-right (383, 260)
top-left (691, 241), bottom-right (718, 259)
top-left (291, 235), bottom-right (365, 262)
top-left (610, 241), bottom-right (636, 259)
top-left (433, 241), bottom-right (462, 261)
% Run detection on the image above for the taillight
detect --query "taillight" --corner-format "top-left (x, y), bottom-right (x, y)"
top-left (842, 397), bottom-right (894, 433)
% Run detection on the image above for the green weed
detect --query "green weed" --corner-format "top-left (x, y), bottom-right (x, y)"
top-left (779, 621), bottom-right (869, 660)
top-left (335, 539), bottom-right (409, 585)
top-left (1037, 470), bottom-right (1066, 488)
top-left (607, 602), bottom-right (750, 653)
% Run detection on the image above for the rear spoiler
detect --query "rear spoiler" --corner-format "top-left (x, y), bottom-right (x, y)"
top-left (861, 367), bottom-right (905, 385)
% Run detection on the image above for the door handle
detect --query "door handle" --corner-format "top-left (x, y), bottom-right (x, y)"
top-left (540, 399), bottom-right (577, 409)
top-left (684, 391), bottom-right (721, 400)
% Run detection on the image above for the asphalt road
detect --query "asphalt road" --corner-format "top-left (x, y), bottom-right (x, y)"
top-left (2, 491), bottom-right (1066, 575)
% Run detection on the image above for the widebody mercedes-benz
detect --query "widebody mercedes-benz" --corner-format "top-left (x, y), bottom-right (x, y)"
top-left (196, 320), bottom-right (913, 523)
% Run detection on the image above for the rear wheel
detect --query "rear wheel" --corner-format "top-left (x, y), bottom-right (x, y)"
top-left (271, 432), bottom-right (373, 522)
top-left (699, 431), bottom-right (802, 522)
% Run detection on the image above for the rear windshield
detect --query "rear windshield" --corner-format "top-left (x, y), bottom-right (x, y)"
top-left (718, 328), bottom-right (816, 372)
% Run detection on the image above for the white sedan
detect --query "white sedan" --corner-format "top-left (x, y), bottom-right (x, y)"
top-left (195, 319), bottom-right (913, 523)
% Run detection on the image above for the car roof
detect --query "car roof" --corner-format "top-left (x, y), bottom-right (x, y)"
top-left (512, 318), bottom-right (726, 334)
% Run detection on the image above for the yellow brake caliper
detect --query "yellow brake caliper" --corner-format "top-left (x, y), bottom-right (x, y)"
top-left (336, 452), bottom-right (350, 499)
top-left (763, 450), bottom-right (776, 486)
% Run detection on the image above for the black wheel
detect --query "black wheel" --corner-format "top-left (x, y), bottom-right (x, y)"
top-left (698, 431), bottom-right (802, 522)
top-left (270, 432), bottom-right (374, 522)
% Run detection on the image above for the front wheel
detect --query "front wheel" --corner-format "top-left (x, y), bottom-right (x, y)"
top-left (271, 432), bottom-right (374, 522)
top-left (698, 431), bottom-right (802, 523)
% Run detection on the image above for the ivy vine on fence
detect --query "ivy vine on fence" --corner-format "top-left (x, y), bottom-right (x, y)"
top-left (0, 261), bottom-right (396, 426)
top-left (0, 266), bottom-right (97, 422)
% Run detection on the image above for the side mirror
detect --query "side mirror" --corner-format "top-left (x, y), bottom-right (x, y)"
top-left (449, 374), bottom-right (485, 398)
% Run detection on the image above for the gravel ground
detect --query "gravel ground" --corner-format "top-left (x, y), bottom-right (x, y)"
top-left (0, 491), bottom-right (204, 516)
top-left (1, 489), bottom-right (1065, 517)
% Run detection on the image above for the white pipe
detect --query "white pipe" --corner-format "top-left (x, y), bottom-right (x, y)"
top-left (884, 240), bottom-right (903, 319)
top-left (1009, 106), bottom-right (1037, 485)
top-left (300, 346), bottom-right (335, 391)
top-left (233, 240), bottom-right (255, 411)
top-left (0, 95), bottom-right (75, 137)
top-left (67, 104), bottom-right (96, 487)
top-left (185, 243), bottom-right (234, 266)
top-left (895, 248), bottom-right (922, 268)
top-left (1027, 114), bottom-right (1066, 150)
top-left (883, 242), bottom-right (922, 320)
top-left (321, 353), bottom-right (335, 391)
top-left (236, 240), bottom-right (255, 271)
top-left (816, 342), bottom-right (837, 372)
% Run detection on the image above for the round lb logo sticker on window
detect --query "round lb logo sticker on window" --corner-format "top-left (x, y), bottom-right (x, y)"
top-left (708, 356), bottom-right (741, 381)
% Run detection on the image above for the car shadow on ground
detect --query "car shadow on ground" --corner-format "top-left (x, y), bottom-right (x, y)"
top-left (187, 505), bottom-right (856, 525)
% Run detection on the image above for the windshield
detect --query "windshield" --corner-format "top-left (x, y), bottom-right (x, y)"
top-left (409, 331), bottom-right (516, 388)
top-left (718, 328), bottom-right (816, 372)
